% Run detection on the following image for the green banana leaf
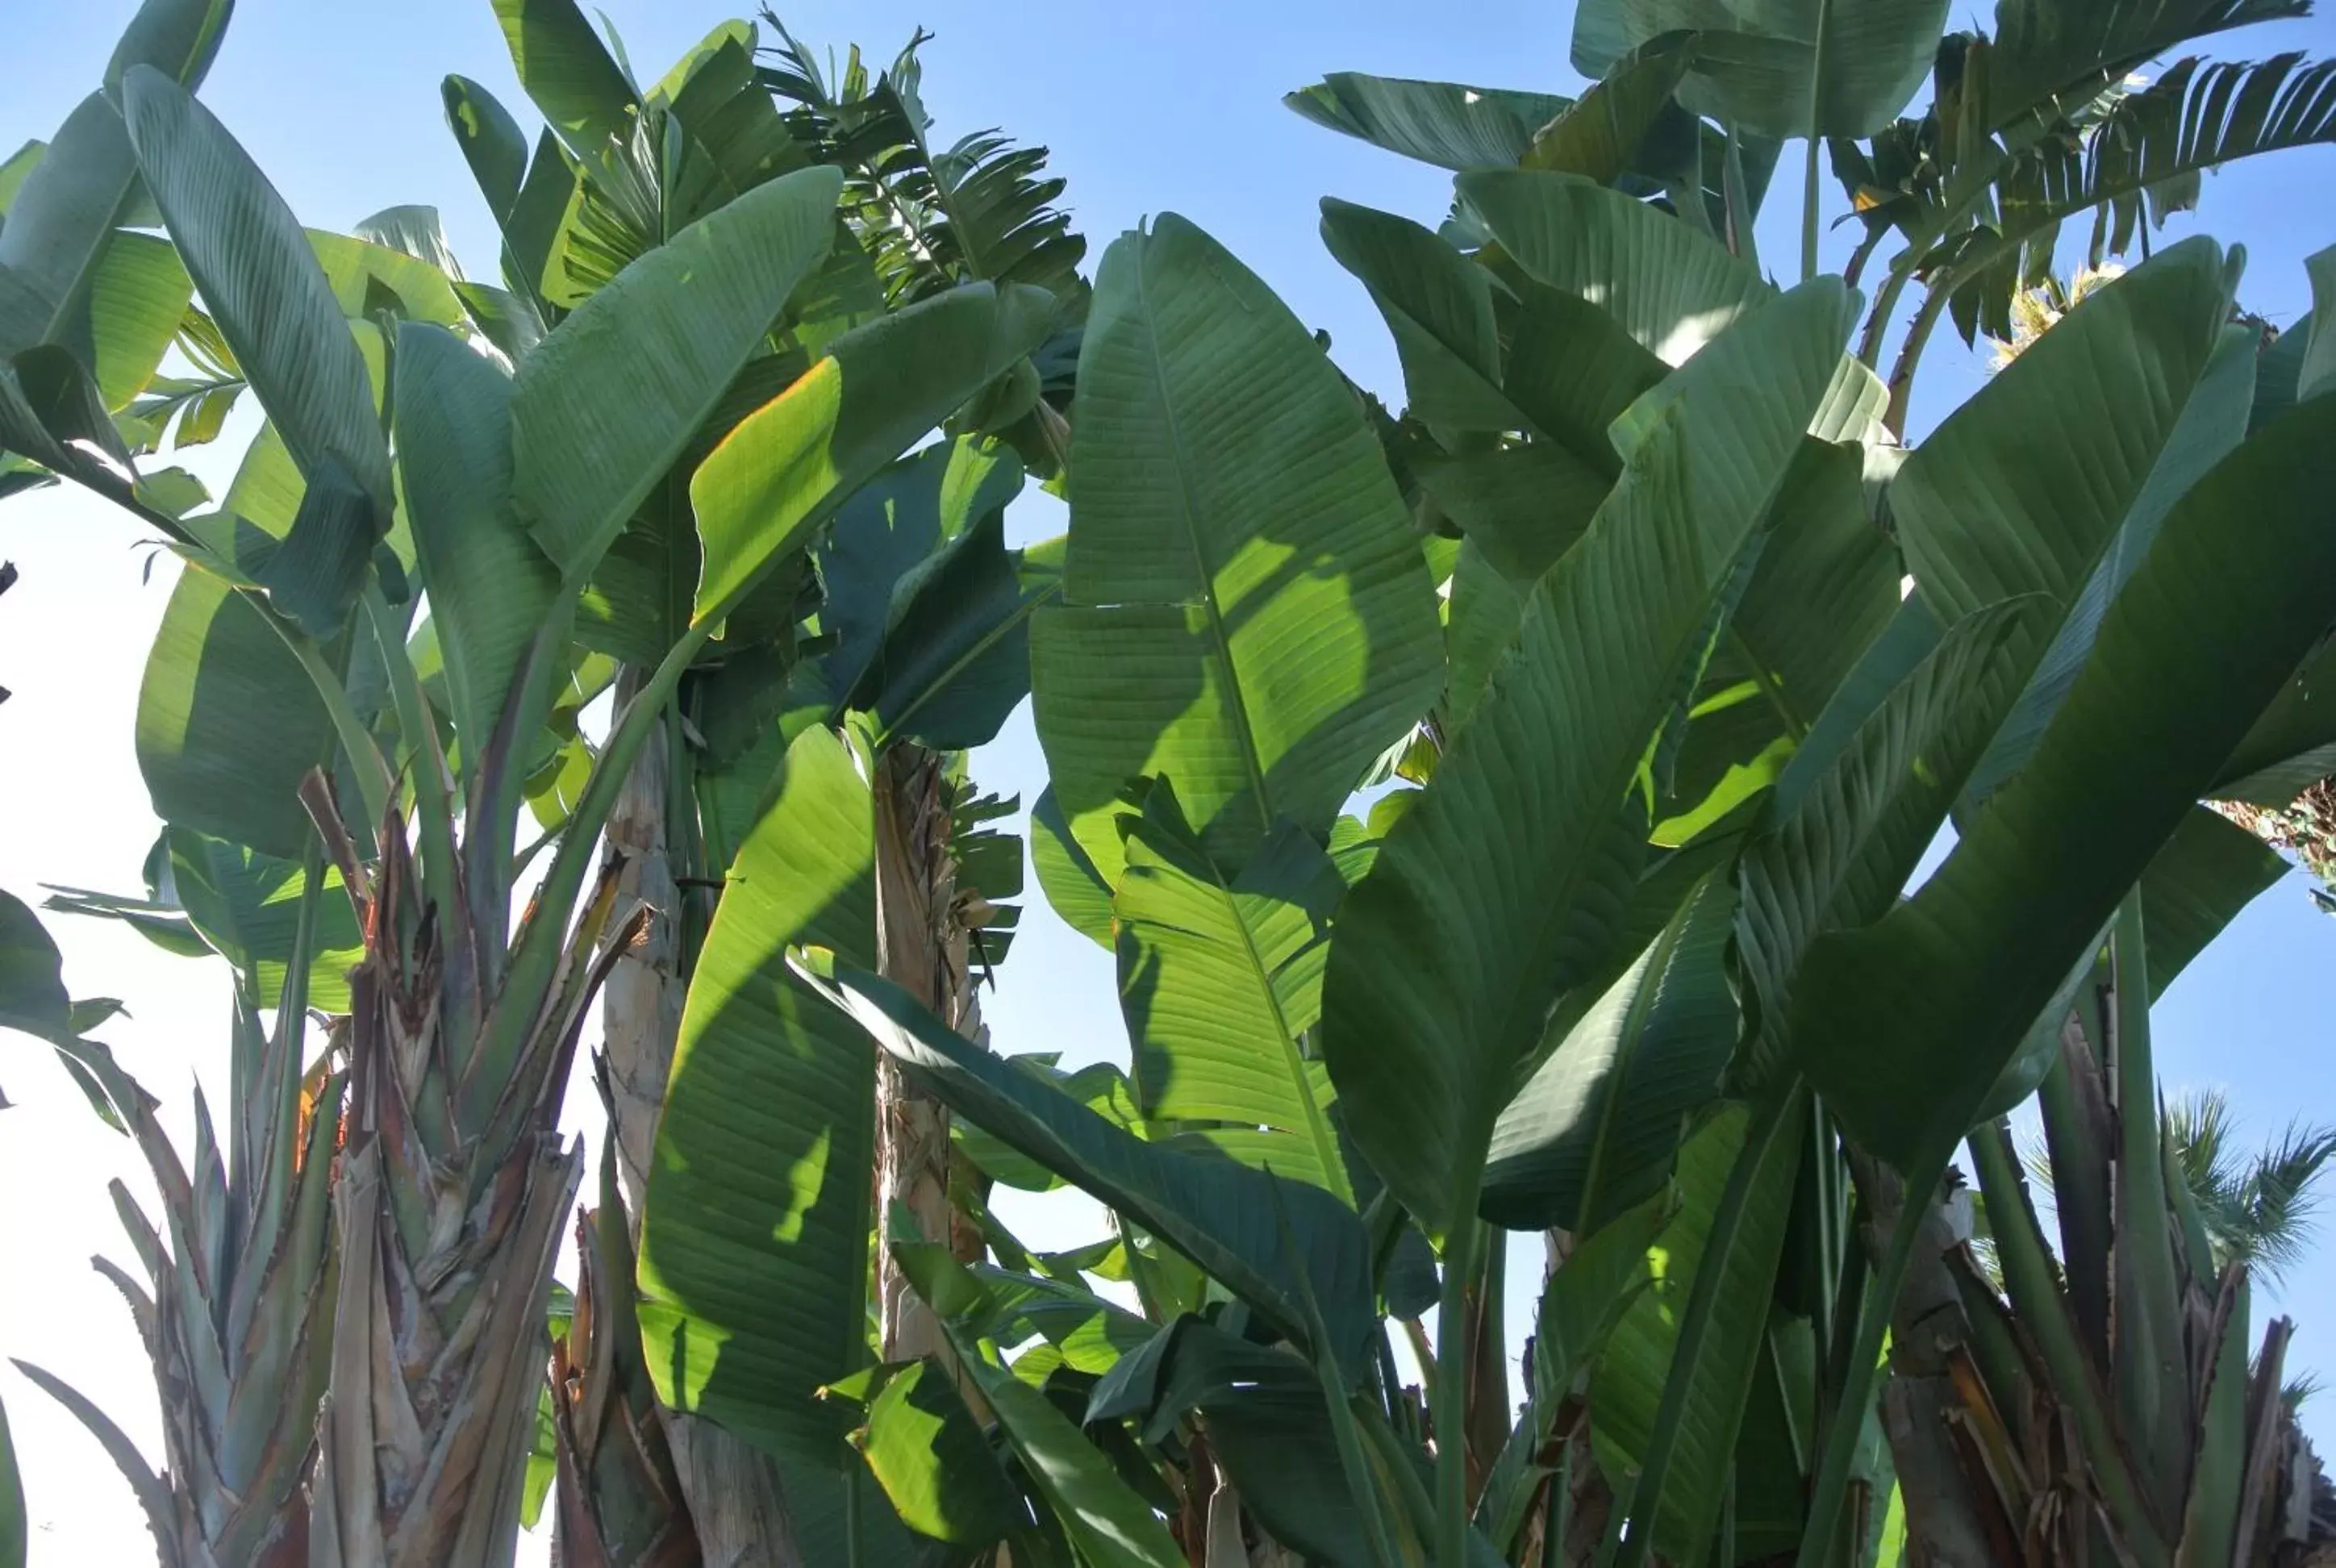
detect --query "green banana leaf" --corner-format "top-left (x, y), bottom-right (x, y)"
top-left (492, 0), bottom-right (641, 165)
top-left (886, 1237), bottom-right (1186, 1567)
top-left (1796, 388), bottom-right (2336, 1172)
top-left (122, 65), bottom-right (398, 633)
top-left (1459, 168), bottom-right (1771, 363)
top-left (393, 321), bottom-right (561, 758)
top-left (690, 281), bottom-right (1057, 628)
top-left (0, 0), bottom-right (224, 373)
top-left (847, 1359), bottom-right (1024, 1546)
top-left (511, 161), bottom-right (843, 577)
top-left (636, 724), bottom-right (877, 1466)
top-left (800, 959), bottom-right (1378, 1374)
top-left (1482, 872), bottom-right (1739, 1232)
top-left (1284, 73), bottom-right (1575, 170)
top-left (1324, 281), bottom-right (1850, 1239)
top-left (1112, 788), bottom-right (1350, 1199)
top-left (1572, 0), bottom-right (1948, 140)
top-left (1589, 1096), bottom-right (1808, 1565)
top-left (1028, 213), bottom-right (1443, 884)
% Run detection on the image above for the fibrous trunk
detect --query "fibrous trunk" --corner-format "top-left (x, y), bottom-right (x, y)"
top-left (306, 802), bottom-right (607, 1567)
top-left (871, 744), bottom-right (981, 1363)
top-left (600, 723), bottom-right (810, 1567)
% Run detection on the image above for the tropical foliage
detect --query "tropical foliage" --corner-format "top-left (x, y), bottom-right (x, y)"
top-left (1, 0), bottom-right (2334, 1563)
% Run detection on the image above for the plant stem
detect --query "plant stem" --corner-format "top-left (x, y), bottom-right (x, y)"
top-left (364, 583), bottom-right (458, 925)
top-left (1969, 1118), bottom-right (2170, 1566)
top-left (280, 621), bottom-right (393, 833)
top-left (1803, 136), bottom-right (1822, 283)
top-left (1857, 260), bottom-right (1916, 368)
top-left (1613, 1084), bottom-right (1804, 1568)
top-left (1791, 1158), bottom-right (1925, 1568)
top-left (1883, 281), bottom-right (1954, 436)
top-left (1435, 1215), bottom-right (1480, 1568)
top-left (473, 619), bottom-right (708, 1121)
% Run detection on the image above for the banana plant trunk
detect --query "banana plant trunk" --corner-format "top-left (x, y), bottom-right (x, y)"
top-left (1843, 1148), bottom-right (2004, 1568)
top-left (306, 797), bottom-right (599, 1568)
top-left (601, 709), bottom-right (811, 1568)
top-left (872, 744), bottom-right (981, 1363)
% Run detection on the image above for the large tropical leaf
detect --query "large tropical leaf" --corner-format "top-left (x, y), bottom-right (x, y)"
top-left (121, 66), bottom-right (394, 632)
top-left (2138, 805), bottom-right (2288, 993)
top-left (1324, 281), bottom-right (1852, 1236)
top-left (1481, 873), bottom-right (1738, 1232)
top-left (1029, 214), bottom-right (1443, 883)
top-left (1572, 0), bottom-right (1948, 140)
top-left (46, 830), bottom-right (368, 1011)
top-left (1890, 239), bottom-right (2233, 734)
top-left (1088, 1314), bottom-right (1410, 1566)
top-left (885, 1241), bottom-right (1183, 1567)
top-left (441, 75), bottom-right (529, 225)
top-left (847, 1359), bottom-right (1023, 1546)
top-left (1284, 73), bottom-right (1574, 170)
top-left (0, 0), bottom-right (224, 369)
top-left (690, 281), bottom-right (1057, 627)
top-left (1796, 390), bottom-right (2336, 1171)
top-left (1733, 598), bottom-right (2042, 1095)
top-left (1588, 1098), bottom-right (1808, 1566)
top-left (510, 162), bottom-right (843, 578)
top-left (1031, 786), bottom-right (1115, 949)
top-left (1525, 35), bottom-right (1704, 183)
top-left (636, 724), bottom-right (875, 1466)
top-left (1458, 169), bottom-right (1771, 363)
top-left (135, 561), bottom-right (334, 860)
top-left (492, 0), bottom-right (640, 165)
top-left (1960, 316), bottom-right (2259, 803)
top-left (811, 436), bottom-right (1023, 697)
top-left (801, 961), bottom-right (1378, 1373)
top-left (845, 508), bottom-right (1052, 750)
top-left (1319, 198), bottom-right (1517, 436)
top-left (1720, 433), bottom-right (1902, 739)
top-left (393, 323), bottom-right (561, 757)
top-left (0, 887), bottom-right (70, 1044)
top-left (1112, 790), bottom-right (1350, 1199)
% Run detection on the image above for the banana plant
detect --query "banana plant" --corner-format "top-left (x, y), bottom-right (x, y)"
top-left (684, 5), bottom-right (2336, 1565)
top-left (1942, 895), bottom-right (2328, 1566)
top-left (440, 12), bottom-right (1075, 1556)
top-left (2, 2), bottom-right (1053, 1562)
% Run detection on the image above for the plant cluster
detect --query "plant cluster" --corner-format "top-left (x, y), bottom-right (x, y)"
top-left (1, 0), bottom-right (2334, 1564)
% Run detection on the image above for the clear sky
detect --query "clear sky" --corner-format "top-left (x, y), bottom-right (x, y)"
top-left (4, 1), bottom-right (2334, 1562)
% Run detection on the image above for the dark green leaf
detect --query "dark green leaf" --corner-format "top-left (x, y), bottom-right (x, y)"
top-left (1797, 392), bottom-right (2336, 1170)
top-left (800, 960), bottom-right (1378, 1374)
top-left (511, 162), bottom-right (843, 577)
top-left (1030, 214), bottom-right (1443, 883)
top-left (1284, 73), bottom-right (1573, 170)
top-left (123, 66), bottom-right (393, 626)
top-left (638, 724), bottom-right (874, 1466)
top-left (393, 322), bottom-right (561, 754)
top-left (1482, 873), bottom-right (1738, 1232)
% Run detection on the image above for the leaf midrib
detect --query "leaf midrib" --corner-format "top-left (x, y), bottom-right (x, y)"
top-left (1134, 231), bottom-right (1276, 836)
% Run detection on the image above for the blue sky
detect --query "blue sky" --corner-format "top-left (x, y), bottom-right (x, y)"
top-left (5, 1), bottom-right (2335, 1558)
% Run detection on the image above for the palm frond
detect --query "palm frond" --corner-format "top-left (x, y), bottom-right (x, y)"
top-left (123, 307), bottom-right (245, 452)
top-left (1988, 0), bottom-right (2311, 137)
top-left (2163, 1089), bottom-right (2336, 1283)
top-left (1938, 52), bottom-right (2336, 337)
top-left (2232, 1120), bottom-right (2336, 1281)
top-left (755, 15), bottom-right (1084, 306)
